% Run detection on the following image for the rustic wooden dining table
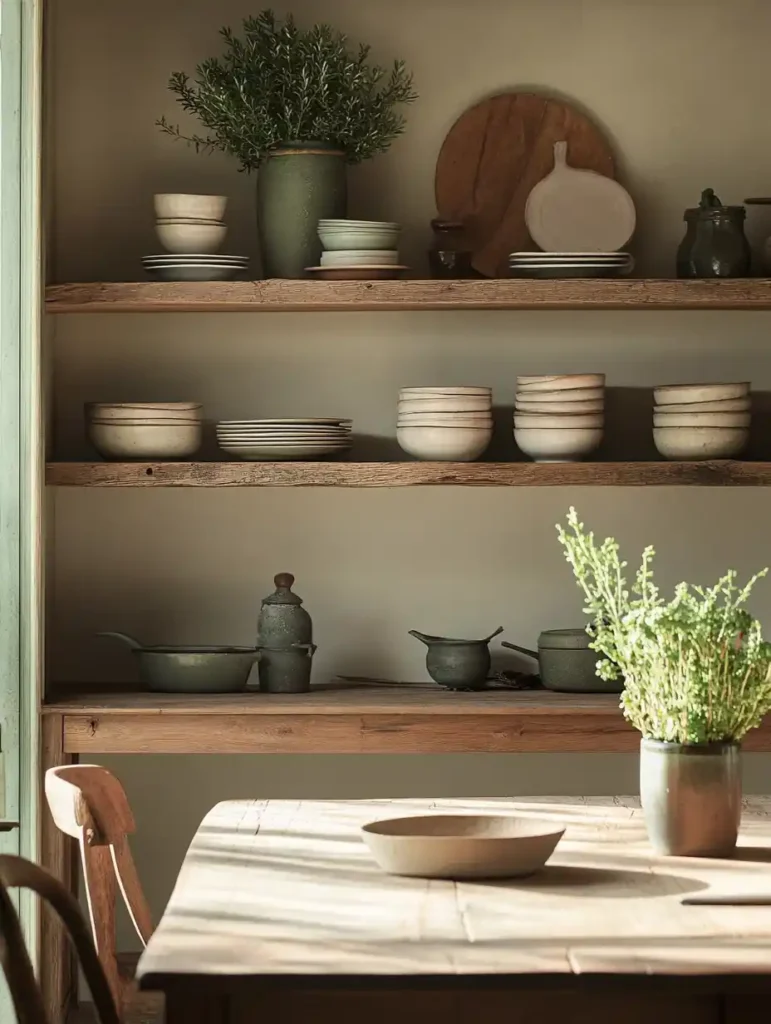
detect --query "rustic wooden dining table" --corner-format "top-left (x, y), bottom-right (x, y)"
top-left (137, 796), bottom-right (771, 1024)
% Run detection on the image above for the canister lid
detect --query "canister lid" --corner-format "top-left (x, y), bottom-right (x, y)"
top-left (262, 573), bottom-right (303, 606)
top-left (538, 627), bottom-right (592, 650)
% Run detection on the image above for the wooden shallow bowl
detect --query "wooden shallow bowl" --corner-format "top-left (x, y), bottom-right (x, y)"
top-left (362, 814), bottom-right (565, 879)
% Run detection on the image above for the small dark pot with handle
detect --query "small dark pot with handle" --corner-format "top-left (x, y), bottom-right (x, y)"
top-left (503, 628), bottom-right (623, 693)
top-left (409, 627), bottom-right (504, 690)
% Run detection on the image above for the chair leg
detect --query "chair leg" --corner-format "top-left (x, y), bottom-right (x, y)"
top-left (40, 714), bottom-right (76, 1024)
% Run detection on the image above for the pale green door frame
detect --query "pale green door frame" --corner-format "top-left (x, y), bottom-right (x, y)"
top-left (0, 0), bottom-right (44, 1010)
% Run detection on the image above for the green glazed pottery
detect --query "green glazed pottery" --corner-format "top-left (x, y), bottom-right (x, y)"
top-left (97, 631), bottom-right (259, 693)
top-left (256, 573), bottom-right (316, 693)
top-left (503, 628), bottom-right (623, 693)
top-left (677, 188), bottom-right (751, 279)
top-left (409, 627), bottom-right (504, 690)
top-left (257, 143), bottom-right (347, 278)
top-left (640, 739), bottom-right (740, 857)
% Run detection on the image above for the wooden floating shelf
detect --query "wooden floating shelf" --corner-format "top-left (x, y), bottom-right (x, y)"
top-left (45, 278), bottom-right (771, 313)
top-left (46, 460), bottom-right (771, 487)
top-left (38, 686), bottom-right (771, 754)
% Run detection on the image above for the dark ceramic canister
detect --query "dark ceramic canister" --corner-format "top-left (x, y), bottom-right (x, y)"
top-left (428, 218), bottom-right (476, 279)
top-left (256, 573), bottom-right (315, 693)
top-left (257, 142), bottom-right (347, 279)
top-left (677, 188), bottom-right (751, 279)
top-left (639, 739), bottom-right (740, 857)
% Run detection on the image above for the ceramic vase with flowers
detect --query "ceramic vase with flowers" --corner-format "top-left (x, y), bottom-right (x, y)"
top-left (158, 11), bottom-right (417, 278)
top-left (557, 508), bottom-right (771, 857)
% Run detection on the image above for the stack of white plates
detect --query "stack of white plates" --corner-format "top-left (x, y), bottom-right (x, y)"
top-left (653, 382), bottom-right (751, 461)
top-left (514, 374), bottom-right (605, 462)
top-left (309, 220), bottom-right (407, 279)
top-left (508, 252), bottom-right (634, 279)
top-left (142, 254), bottom-right (249, 282)
top-left (397, 386), bottom-right (493, 461)
top-left (216, 418), bottom-right (353, 461)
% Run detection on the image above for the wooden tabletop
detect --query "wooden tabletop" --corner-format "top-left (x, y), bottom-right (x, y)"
top-left (138, 796), bottom-right (771, 990)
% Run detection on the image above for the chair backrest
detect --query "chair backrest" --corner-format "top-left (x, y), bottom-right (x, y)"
top-left (0, 854), bottom-right (120, 1024)
top-left (44, 765), bottom-right (153, 1007)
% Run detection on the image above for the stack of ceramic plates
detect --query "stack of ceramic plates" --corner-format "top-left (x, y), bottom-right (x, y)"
top-left (142, 254), bottom-right (250, 282)
top-left (215, 418), bottom-right (353, 461)
top-left (308, 220), bottom-right (408, 280)
top-left (508, 252), bottom-right (634, 279)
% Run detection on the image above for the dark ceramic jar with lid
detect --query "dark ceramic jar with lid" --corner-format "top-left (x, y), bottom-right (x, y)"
top-left (428, 218), bottom-right (475, 279)
top-left (677, 188), bottom-right (751, 278)
top-left (256, 572), bottom-right (316, 693)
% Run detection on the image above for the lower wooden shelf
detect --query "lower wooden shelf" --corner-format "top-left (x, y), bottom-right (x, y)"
top-left (46, 460), bottom-right (771, 487)
top-left (41, 685), bottom-right (771, 754)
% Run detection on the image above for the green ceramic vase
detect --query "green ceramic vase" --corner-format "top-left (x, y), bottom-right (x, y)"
top-left (640, 739), bottom-right (741, 857)
top-left (257, 142), bottom-right (347, 278)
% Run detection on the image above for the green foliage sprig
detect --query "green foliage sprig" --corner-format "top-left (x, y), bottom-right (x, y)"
top-left (557, 507), bottom-right (771, 745)
top-left (157, 10), bottom-right (417, 171)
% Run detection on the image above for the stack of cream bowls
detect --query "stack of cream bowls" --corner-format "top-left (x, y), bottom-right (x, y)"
top-left (145, 193), bottom-right (249, 281)
top-left (653, 382), bottom-right (751, 460)
top-left (216, 418), bottom-right (352, 461)
top-left (514, 374), bottom-right (605, 462)
top-left (397, 387), bottom-right (493, 461)
top-left (86, 402), bottom-right (203, 460)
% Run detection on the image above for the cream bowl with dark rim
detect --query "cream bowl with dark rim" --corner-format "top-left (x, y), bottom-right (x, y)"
top-left (362, 814), bottom-right (566, 879)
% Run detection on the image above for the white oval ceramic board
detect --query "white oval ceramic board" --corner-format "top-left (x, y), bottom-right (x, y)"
top-left (525, 142), bottom-right (636, 253)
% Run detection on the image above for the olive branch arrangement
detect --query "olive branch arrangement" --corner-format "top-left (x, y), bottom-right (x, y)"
top-left (557, 507), bottom-right (771, 745)
top-left (157, 10), bottom-right (417, 171)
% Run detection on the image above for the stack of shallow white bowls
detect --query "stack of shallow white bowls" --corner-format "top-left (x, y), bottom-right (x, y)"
top-left (397, 387), bottom-right (493, 461)
top-left (144, 194), bottom-right (249, 281)
top-left (653, 382), bottom-right (751, 461)
top-left (313, 220), bottom-right (404, 277)
top-left (216, 418), bottom-right (352, 461)
top-left (514, 374), bottom-right (605, 462)
top-left (86, 402), bottom-right (203, 460)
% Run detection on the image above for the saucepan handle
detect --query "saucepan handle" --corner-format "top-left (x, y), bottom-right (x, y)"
top-left (501, 641), bottom-right (539, 660)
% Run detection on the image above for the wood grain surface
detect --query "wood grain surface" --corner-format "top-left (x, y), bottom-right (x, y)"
top-left (435, 93), bottom-right (616, 276)
top-left (137, 796), bottom-right (771, 988)
top-left (44, 278), bottom-right (771, 313)
top-left (39, 689), bottom-right (771, 754)
top-left (45, 461), bottom-right (771, 488)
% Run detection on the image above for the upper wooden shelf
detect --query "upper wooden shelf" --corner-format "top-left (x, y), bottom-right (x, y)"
top-left (46, 460), bottom-right (771, 487)
top-left (44, 278), bottom-right (771, 313)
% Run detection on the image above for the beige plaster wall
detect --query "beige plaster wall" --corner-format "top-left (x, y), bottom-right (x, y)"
top-left (48, 0), bottom-right (771, 934)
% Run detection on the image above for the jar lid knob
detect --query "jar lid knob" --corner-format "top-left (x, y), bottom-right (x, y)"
top-left (274, 572), bottom-right (295, 591)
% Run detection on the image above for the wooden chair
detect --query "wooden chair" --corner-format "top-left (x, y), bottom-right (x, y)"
top-left (0, 853), bottom-right (120, 1024)
top-left (44, 766), bottom-right (157, 1021)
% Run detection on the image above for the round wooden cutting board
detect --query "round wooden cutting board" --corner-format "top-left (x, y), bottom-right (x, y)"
top-left (435, 92), bottom-right (616, 277)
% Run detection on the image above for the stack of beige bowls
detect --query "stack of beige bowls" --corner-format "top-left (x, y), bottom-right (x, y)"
top-left (397, 387), bottom-right (493, 461)
top-left (86, 402), bottom-right (203, 460)
top-left (653, 382), bottom-right (751, 460)
top-left (514, 374), bottom-right (605, 462)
